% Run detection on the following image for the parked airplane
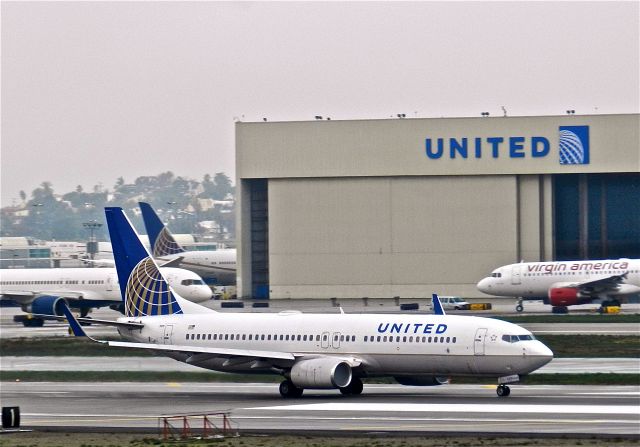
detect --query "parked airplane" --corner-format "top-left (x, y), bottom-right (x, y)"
top-left (139, 202), bottom-right (236, 285)
top-left (50, 207), bottom-right (553, 398)
top-left (0, 266), bottom-right (212, 327)
top-left (477, 259), bottom-right (640, 313)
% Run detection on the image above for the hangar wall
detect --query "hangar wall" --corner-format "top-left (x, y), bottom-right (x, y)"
top-left (267, 176), bottom-right (521, 298)
top-left (236, 114), bottom-right (638, 299)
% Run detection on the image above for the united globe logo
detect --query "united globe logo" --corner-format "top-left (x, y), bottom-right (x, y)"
top-left (559, 125), bottom-right (589, 165)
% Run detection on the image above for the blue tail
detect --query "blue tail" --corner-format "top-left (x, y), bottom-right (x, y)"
top-left (105, 207), bottom-right (183, 317)
top-left (432, 294), bottom-right (446, 316)
top-left (139, 202), bottom-right (185, 257)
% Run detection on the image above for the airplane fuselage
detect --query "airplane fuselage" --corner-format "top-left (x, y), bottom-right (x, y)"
top-left (0, 267), bottom-right (212, 309)
top-left (117, 312), bottom-right (552, 378)
top-left (156, 249), bottom-right (236, 285)
top-left (477, 259), bottom-right (640, 301)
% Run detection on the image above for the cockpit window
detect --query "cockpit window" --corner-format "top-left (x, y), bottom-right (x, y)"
top-left (502, 334), bottom-right (535, 343)
top-left (491, 272), bottom-right (502, 278)
top-left (181, 279), bottom-right (205, 286)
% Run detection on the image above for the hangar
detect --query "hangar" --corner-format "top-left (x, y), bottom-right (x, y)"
top-left (236, 114), bottom-right (640, 300)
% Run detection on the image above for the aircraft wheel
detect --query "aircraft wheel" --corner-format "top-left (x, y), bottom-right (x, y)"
top-left (23, 318), bottom-right (44, 328)
top-left (279, 380), bottom-right (303, 398)
top-left (496, 385), bottom-right (511, 397)
top-left (340, 377), bottom-right (363, 395)
top-left (515, 304), bottom-right (524, 312)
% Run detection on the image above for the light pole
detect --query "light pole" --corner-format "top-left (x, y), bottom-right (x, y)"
top-left (83, 220), bottom-right (103, 265)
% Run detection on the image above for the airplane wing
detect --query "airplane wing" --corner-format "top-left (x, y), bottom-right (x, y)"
top-left (0, 290), bottom-right (87, 304)
top-left (156, 256), bottom-right (185, 268)
top-left (570, 272), bottom-right (628, 295)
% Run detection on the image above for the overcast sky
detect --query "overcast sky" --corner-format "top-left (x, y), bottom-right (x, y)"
top-left (2, 1), bottom-right (638, 206)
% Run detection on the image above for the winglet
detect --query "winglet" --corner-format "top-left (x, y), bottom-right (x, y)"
top-left (432, 294), bottom-right (446, 316)
top-left (60, 302), bottom-right (88, 337)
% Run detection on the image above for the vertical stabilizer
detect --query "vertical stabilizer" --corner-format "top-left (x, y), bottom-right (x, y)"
top-left (105, 207), bottom-right (184, 317)
top-left (139, 202), bottom-right (185, 257)
top-left (432, 294), bottom-right (446, 316)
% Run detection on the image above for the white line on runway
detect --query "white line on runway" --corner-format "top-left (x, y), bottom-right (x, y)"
top-left (233, 415), bottom-right (639, 425)
top-left (249, 403), bottom-right (640, 415)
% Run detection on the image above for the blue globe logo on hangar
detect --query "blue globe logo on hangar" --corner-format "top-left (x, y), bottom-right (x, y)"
top-left (559, 125), bottom-right (590, 165)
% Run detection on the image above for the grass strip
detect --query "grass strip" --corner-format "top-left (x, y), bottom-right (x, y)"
top-left (2, 335), bottom-right (638, 357)
top-left (2, 371), bottom-right (638, 385)
top-left (495, 313), bottom-right (640, 324)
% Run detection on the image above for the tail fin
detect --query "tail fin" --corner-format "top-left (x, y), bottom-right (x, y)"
top-left (432, 294), bottom-right (446, 316)
top-left (139, 202), bottom-right (185, 257)
top-left (105, 207), bottom-right (183, 317)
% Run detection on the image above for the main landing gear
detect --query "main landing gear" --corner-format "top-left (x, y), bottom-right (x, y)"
top-left (339, 377), bottom-right (363, 395)
top-left (278, 377), bottom-right (364, 398)
top-left (496, 384), bottom-right (511, 397)
top-left (279, 380), bottom-right (303, 398)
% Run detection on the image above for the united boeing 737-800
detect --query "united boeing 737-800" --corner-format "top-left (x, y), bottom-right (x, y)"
top-left (0, 266), bottom-right (212, 326)
top-left (139, 202), bottom-right (236, 285)
top-left (52, 207), bottom-right (553, 398)
top-left (477, 259), bottom-right (640, 313)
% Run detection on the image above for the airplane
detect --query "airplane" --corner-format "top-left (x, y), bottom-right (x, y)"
top-left (139, 202), bottom-right (236, 285)
top-left (477, 259), bottom-right (640, 313)
top-left (47, 206), bottom-right (553, 398)
top-left (0, 266), bottom-right (213, 327)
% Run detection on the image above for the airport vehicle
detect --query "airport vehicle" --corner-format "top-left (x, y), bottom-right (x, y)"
top-left (0, 266), bottom-right (212, 326)
top-left (433, 296), bottom-right (470, 310)
top-left (477, 259), bottom-right (640, 313)
top-left (53, 207), bottom-right (553, 398)
top-left (139, 202), bottom-right (236, 285)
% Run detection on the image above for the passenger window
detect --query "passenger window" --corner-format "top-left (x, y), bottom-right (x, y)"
top-left (303, 335), bottom-right (307, 341)
top-left (383, 336), bottom-right (387, 342)
top-left (396, 336), bottom-right (400, 342)
top-left (364, 336), bottom-right (368, 342)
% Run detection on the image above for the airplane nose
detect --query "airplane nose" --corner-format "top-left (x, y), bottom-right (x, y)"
top-left (528, 341), bottom-right (554, 371)
top-left (477, 277), bottom-right (491, 293)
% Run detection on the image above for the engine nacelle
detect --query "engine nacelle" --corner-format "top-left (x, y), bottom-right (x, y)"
top-left (290, 358), bottom-right (352, 389)
top-left (548, 287), bottom-right (586, 306)
top-left (394, 376), bottom-right (449, 386)
top-left (27, 295), bottom-right (67, 316)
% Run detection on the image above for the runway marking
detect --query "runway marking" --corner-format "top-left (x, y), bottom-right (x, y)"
top-left (233, 415), bottom-right (639, 425)
top-left (249, 403), bottom-right (640, 415)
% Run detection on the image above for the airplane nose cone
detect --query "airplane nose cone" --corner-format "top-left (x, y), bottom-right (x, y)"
top-left (477, 277), bottom-right (491, 293)
top-left (528, 342), bottom-right (554, 371)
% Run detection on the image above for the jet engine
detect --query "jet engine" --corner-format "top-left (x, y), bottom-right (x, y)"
top-left (289, 358), bottom-right (352, 389)
top-left (26, 295), bottom-right (68, 316)
top-left (548, 287), bottom-right (587, 306)
top-left (394, 375), bottom-right (449, 386)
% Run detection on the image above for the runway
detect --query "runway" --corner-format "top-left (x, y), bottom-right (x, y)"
top-left (1, 381), bottom-right (638, 436)
top-left (3, 356), bottom-right (639, 373)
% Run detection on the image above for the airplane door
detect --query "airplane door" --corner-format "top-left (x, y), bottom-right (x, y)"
top-left (321, 332), bottom-right (330, 349)
top-left (511, 264), bottom-right (522, 285)
top-left (106, 273), bottom-right (117, 292)
top-left (331, 332), bottom-right (341, 349)
top-left (163, 325), bottom-right (174, 345)
top-left (474, 328), bottom-right (487, 355)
